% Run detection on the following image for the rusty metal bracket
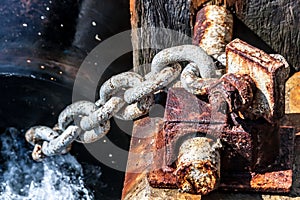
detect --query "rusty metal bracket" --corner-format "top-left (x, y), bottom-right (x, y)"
top-left (148, 88), bottom-right (294, 193)
top-left (226, 39), bottom-right (290, 123)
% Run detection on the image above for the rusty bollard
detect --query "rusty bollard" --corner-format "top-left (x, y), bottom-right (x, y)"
top-left (175, 137), bottom-right (221, 195)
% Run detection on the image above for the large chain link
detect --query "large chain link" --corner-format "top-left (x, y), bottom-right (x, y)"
top-left (25, 44), bottom-right (218, 161)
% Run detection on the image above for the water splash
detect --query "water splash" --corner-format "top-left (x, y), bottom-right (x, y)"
top-left (0, 128), bottom-right (94, 200)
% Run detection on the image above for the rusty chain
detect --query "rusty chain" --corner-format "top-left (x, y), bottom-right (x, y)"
top-left (24, 4), bottom-right (291, 197)
top-left (25, 5), bottom-right (239, 161)
top-left (25, 44), bottom-right (220, 161)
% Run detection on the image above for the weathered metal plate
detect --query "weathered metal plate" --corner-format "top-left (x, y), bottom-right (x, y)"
top-left (226, 39), bottom-right (289, 123)
top-left (148, 88), bottom-right (294, 193)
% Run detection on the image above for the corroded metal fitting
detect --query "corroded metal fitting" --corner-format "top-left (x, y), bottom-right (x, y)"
top-left (193, 5), bottom-right (233, 55)
top-left (226, 38), bottom-right (290, 122)
top-left (181, 63), bottom-right (218, 95)
top-left (208, 73), bottom-right (256, 117)
top-left (220, 73), bottom-right (256, 109)
top-left (175, 137), bottom-right (221, 195)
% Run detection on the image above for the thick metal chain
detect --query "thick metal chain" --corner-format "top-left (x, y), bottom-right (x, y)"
top-left (25, 44), bottom-right (218, 161)
top-left (25, 4), bottom-right (234, 161)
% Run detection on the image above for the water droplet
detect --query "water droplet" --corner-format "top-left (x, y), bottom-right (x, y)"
top-left (26, 59), bottom-right (31, 63)
top-left (38, 32), bottom-right (42, 36)
top-left (95, 34), bottom-right (101, 41)
top-left (60, 24), bottom-right (64, 27)
top-left (22, 23), bottom-right (28, 27)
top-left (91, 21), bottom-right (97, 26)
top-left (50, 77), bottom-right (54, 81)
top-left (46, 7), bottom-right (50, 11)
top-left (41, 16), bottom-right (46, 20)
top-left (108, 154), bottom-right (112, 157)
top-left (40, 65), bottom-right (45, 69)
top-left (59, 71), bottom-right (63, 75)
top-left (103, 139), bottom-right (107, 143)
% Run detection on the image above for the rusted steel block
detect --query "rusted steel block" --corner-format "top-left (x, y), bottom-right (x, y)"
top-left (221, 126), bottom-right (294, 193)
top-left (148, 88), bottom-right (294, 194)
top-left (163, 88), bottom-right (278, 170)
top-left (226, 38), bottom-right (290, 123)
top-left (164, 87), bottom-right (212, 123)
top-left (285, 72), bottom-right (300, 114)
top-left (163, 88), bottom-right (226, 167)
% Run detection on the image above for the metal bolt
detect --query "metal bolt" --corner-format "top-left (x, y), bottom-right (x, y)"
top-left (175, 137), bottom-right (221, 195)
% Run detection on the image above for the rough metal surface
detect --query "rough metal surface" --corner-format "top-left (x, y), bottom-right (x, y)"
top-left (58, 100), bottom-right (111, 144)
top-left (175, 137), bottom-right (221, 195)
top-left (98, 72), bottom-right (144, 106)
top-left (147, 88), bottom-right (294, 193)
top-left (122, 117), bottom-right (300, 199)
top-left (25, 125), bottom-right (80, 161)
top-left (98, 71), bottom-right (152, 120)
top-left (58, 100), bottom-right (97, 130)
top-left (164, 88), bottom-right (211, 123)
top-left (41, 125), bottom-right (81, 156)
top-left (122, 117), bottom-right (202, 200)
top-left (226, 38), bottom-right (290, 123)
top-left (80, 97), bottom-right (125, 130)
top-left (193, 5), bottom-right (233, 56)
top-left (208, 73), bottom-right (256, 115)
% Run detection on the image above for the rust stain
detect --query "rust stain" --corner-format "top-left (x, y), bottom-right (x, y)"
top-left (250, 170), bottom-right (293, 192)
top-left (147, 88), bottom-right (294, 194)
top-left (122, 117), bottom-right (163, 198)
top-left (193, 5), bottom-right (233, 55)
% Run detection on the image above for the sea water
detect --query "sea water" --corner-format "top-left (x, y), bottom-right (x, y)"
top-left (0, 128), bottom-right (98, 200)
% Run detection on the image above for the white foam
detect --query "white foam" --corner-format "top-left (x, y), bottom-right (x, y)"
top-left (0, 128), bottom-right (94, 200)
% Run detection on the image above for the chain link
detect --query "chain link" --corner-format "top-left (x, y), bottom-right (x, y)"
top-left (181, 63), bottom-right (219, 96)
top-left (25, 44), bottom-right (217, 161)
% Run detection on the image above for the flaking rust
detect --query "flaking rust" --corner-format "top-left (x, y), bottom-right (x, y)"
top-left (175, 137), bottom-right (221, 195)
top-left (226, 38), bottom-right (290, 123)
top-left (148, 88), bottom-right (295, 194)
top-left (193, 5), bottom-right (233, 56)
top-left (148, 39), bottom-right (294, 195)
